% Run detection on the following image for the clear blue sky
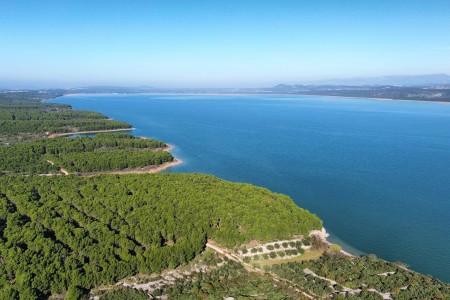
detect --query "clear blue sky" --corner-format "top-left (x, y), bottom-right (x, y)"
top-left (0, 0), bottom-right (449, 88)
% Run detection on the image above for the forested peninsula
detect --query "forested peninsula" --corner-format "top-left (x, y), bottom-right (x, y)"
top-left (0, 90), bottom-right (449, 300)
top-left (0, 91), bottom-right (131, 144)
top-left (0, 133), bottom-right (174, 175)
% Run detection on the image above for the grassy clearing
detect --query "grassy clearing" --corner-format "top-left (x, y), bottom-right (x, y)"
top-left (256, 249), bottom-right (324, 267)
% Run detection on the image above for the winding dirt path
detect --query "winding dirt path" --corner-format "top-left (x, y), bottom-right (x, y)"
top-left (47, 128), bottom-right (133, 138)
top-left (206, 240), bottom-right (315, 299)
top-left (303, 268), bottom-right (392, 300)
top-left (80, 159), bottom-right (182, 177)
top-left (46, 159), bottom-right (69, 175)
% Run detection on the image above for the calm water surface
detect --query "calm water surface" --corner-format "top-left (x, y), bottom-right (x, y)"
top-left (53, 94), bottom-right (450, 282)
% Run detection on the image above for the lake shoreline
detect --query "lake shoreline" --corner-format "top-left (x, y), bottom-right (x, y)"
top-left (311, 228), bottom-right (355, 257)
top-left (80, 158), bottom-right (182, 177)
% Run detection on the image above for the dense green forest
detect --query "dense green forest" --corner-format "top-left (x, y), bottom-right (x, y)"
top-left (0, 90), bottom-right (63, 102)
top-left (0, 173), bottom-right (322, 298)
top-left (0, 119), bottom-right (130, 136)
top-left (0, 109), bottom-right (108, 121)
top-left (0, 91), bottom-right (131, 143)
top-left (48, 149), bottom-right (173, 173)
top-left (0, 133), bottom-right (171, 174)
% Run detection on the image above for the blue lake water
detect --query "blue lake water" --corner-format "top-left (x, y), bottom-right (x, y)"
top-left (52, 94), bottom-right (450, 282)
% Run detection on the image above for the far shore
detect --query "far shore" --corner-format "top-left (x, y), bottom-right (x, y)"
top-left (301, 93), bottom-right (450, 105)
top-left (60, 92), bottom-right (450, 105)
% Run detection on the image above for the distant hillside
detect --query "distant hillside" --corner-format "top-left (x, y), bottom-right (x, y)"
top-left (68, 85), bottom-right (157, 93)
top-left (300, 74), bottom-right (450, 86)
top-left (57, 74), bottom-right (450, 102)
top-left (268, 84), bottom-right (450, 102)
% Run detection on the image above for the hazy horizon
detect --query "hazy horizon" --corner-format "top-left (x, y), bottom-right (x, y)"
top-left (1, 1), bottom-right (450, 88)
top-left (1, 73), bottom-right (450, 90)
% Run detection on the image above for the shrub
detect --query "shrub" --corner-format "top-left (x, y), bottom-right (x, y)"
top-left (66, 286), bottom-right (85, 300)
top-left (101, 288), bottom-right (148, 300)
top-left (269, 252), bottom-right (277, 259)
top-left (263, 254), bottom-right (269, 260)
top-left (243, 257), bottom-right (251, 263)
top-left (282, 242), bottom-right (288, 248)
top-left (267, 245), bottom-right (274, 251)
top-left (274, 243), bottom-right (280, 249)
top-left (241, 248), bottom-right (248, 254)
top-left (279, 251), bottom-right (286, 257)
top-left (253, 255), bottom-right (260, 260)
top-left (329, 244), bottom-right (342, 252)
top-left (251, 248), bottom-right (258, 253)
top-left (289, 241), bottom-right (296, 247)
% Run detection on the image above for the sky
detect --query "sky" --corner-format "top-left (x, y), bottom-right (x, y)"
top-left (0, 0), bottom-right (449, 88)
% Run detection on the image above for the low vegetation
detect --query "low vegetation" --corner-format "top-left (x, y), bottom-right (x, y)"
top-left (155, 260), bottom-right (308, 299)
top-left (270, 252), bottom-right (450, 299)
top-left (96, 261), bottom-right (309, 300)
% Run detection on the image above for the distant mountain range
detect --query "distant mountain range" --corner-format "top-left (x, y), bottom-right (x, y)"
top-left (54, 75), bottom-right (450, 102)
top-left (298, 73), bottom-right (450, 86)
top-left (3, 74), bottom-right (450, 102)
